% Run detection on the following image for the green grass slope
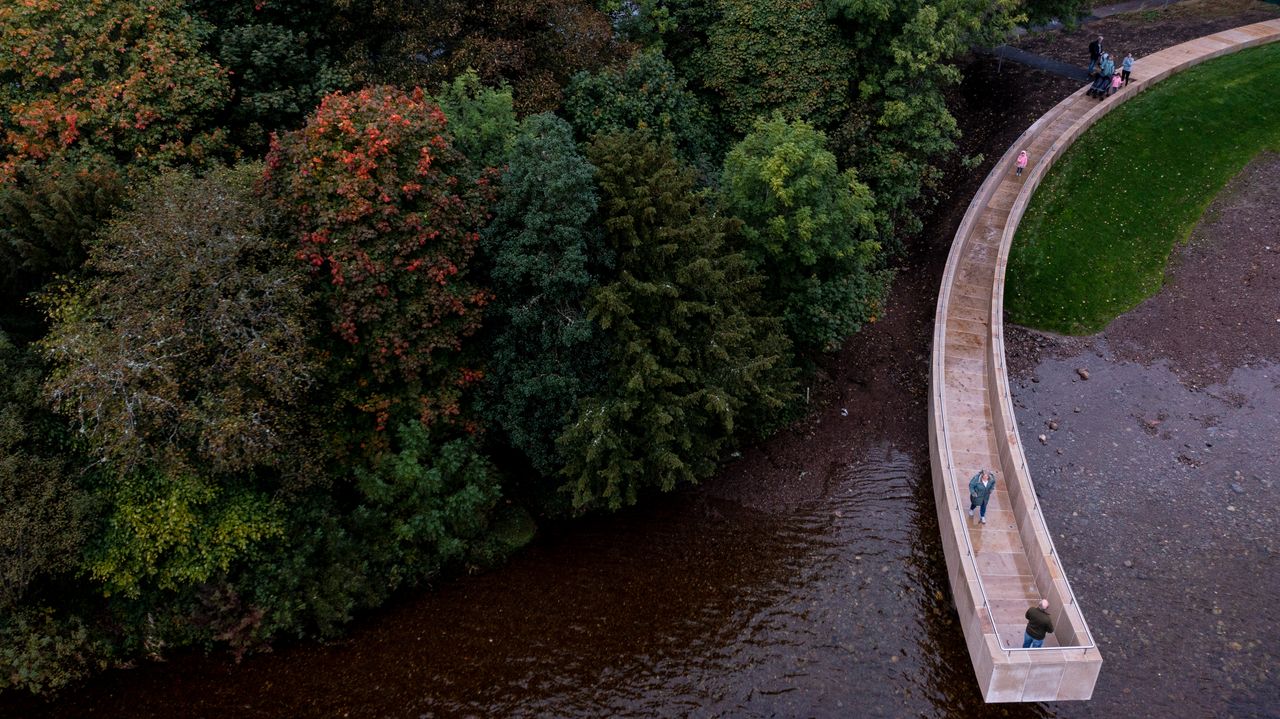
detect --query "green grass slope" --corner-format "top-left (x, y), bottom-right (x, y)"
top-left (1006, 41), bottom-right (1280, 334)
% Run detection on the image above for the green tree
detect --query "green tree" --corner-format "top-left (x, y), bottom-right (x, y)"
top-left (481, 113), bottom-right (608, 480)
top-left (0, 158), bottom-right (127, 334)
top-left (40, 163), bottom-right (325, 482)
top-left (700, 0), bottom-right (854, 135)
top-left (432, 70), bottom-right (519, 172)
top-left (352, 423), bottom-right (503, 588)
top-left (0, 336), bottom-right (110, 698)
top-left (0, 0), bottom-right (231, 182)
top-left (265, 86), bottom-right (495, 440)
top-left (563, 49), bottom-right (718, 169)
top-left (230, 495), bottom-right (376, 639)
top-left (721, 115), bottom-right (889, 351)
top-left (612, 0), bottom-right (719, 50)
top-left (558, 131), bottom-right (796, 511)
top-left (224, 419), bottom-right (521, 643)
top-left (0, 608), bottom-right (110, 695)
top-left (191, 0), bottom-right (352, 152)
top-left (87, 469), bottom-right (284, 599)
top-left (0, 332), bottom-right (88, 612)
top-left (826, 0), bottom-right (1021, 244)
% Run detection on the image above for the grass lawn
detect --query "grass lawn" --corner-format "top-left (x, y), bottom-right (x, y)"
top-left (1006, 41), bottom-right (1280, 334)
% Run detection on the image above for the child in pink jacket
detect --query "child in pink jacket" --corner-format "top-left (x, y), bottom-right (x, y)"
top-left (1015, 150), bottom-right (1029, 176)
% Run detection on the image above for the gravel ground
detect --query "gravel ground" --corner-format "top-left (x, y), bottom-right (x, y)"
top-left (1009, 153), bottom-right (1280, 717)
top-left (1015, 0), bottom-right (1280, 70)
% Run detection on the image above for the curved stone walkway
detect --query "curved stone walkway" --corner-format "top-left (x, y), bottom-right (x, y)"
top-left (928, 18), bottom-right (1280, 703)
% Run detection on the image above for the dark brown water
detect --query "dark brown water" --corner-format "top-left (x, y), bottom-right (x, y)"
top-left (8, 442), bottom-right (1053, 719)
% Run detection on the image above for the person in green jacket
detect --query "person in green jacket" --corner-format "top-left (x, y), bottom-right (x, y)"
top-left (968, 469), bottom-right (996, 524)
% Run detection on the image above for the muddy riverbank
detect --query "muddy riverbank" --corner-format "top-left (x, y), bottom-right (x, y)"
top-left (6, 6), bottom-right (1277, 718)
top-left (1007, 151), bottom-right (1280, 718)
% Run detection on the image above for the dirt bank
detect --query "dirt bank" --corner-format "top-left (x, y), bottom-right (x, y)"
top-left (1016, 0), bottom-right (1280, 68)
top-left (1009, 153), bottom-right (1280, 718)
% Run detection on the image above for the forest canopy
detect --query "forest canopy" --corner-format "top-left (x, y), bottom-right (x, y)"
top-left (0, 0), bottom-right (1020, 696)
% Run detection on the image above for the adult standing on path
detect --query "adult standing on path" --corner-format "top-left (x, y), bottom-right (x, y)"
top-left (1089, 52), bottom-right (1118, 97)
top-left (1088, 35), bottom-right (1104, 76)
top-left (1023, 599), bottom-right (1054, 648)
top-left (967, 469), bottom-right (996, 524)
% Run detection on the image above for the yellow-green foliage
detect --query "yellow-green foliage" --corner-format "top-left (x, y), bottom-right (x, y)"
top-left (721, 115), bottom-right (888, 351)
top-left (90, 471), bottom-right (283, 598)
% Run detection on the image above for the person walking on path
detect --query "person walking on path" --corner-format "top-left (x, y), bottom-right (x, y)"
top-left (968, 469), bottom-right (996, 524)
top-left (1015, 150), bottom-right (1028, 176)
top-left (1122, 52), bottom-right (1135, 86)
top-left (1109, 70), bottom-right (1122, 97)
top-left (1088, 35), bottom-right (1104, 76)
top-left (1023, 599), bottom-right (1054, 648)
top-left (1089, 53), bottom-right (1117, 98)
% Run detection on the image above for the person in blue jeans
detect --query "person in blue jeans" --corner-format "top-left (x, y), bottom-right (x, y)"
top-left (967, 469), bottom-right (996, 524)
top-left (1023, 599), bottom-right (1054, 648)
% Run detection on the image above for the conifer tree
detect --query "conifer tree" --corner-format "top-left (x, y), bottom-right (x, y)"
top-left (481, 114), bottom-right (608, 480)
top-left (432, 71), bottom-right (519, 173)
top-left (558, 131), bottom-right (795, 511)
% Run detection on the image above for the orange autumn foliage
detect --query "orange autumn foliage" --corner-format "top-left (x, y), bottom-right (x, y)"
top-left (0, 0), bottom-right (230, 182)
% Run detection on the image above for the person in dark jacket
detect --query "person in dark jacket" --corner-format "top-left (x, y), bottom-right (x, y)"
top-left (1023, 599), bottom-right (1054, 648)
top-left (967, 469), bottom-right (996, 524)
top-left (1088, 35), bottom-right (1104, 76)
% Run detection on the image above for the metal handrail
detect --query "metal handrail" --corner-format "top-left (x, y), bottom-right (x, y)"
top-left (985, 89), bottom-right (1105, 656)
top-left (932, 364), bottom-right (993, 617)
top-left (935, 118), bottom-right (1098, 655)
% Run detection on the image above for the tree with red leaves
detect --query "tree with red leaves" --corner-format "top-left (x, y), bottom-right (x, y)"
top-left (265, 86), bottom-right (495, 438)
top-left (0, 0), bottom-right (230, 183)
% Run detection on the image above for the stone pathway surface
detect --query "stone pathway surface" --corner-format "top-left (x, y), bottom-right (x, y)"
top-left (930, 16), bottom-right (1280, 703)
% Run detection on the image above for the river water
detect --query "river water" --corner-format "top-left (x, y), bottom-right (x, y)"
top-left (13, 447), bottom-right (1053, 718)
top-left (9, 266), bottom-right (1062, 719)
